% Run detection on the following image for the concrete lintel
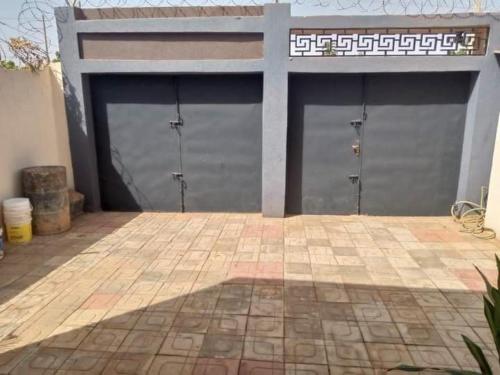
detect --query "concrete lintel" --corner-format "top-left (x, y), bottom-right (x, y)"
top-left (75, 16), bottom-right (264, 34)
top-left (289, 56), bottom-right (483, 73)
top-left (79, 59), bottom-right (264, 74)
top-left (290, 13), bottom-right (497, 29)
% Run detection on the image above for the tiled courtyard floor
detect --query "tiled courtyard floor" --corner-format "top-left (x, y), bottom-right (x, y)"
top-left (0, 212), bottom-right (498, 374)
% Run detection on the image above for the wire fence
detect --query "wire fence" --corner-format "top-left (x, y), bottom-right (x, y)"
top-left (1, 0), bottom-right (499, 62)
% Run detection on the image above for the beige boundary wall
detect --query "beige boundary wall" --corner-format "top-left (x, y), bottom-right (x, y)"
top-left (0, 63), bottom-right (74, 222)
top-left (486, 114), bottom-right (500, 235)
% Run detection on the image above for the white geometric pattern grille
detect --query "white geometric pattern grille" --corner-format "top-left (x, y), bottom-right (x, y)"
top-left (290, 27), bottom-right (489, 57)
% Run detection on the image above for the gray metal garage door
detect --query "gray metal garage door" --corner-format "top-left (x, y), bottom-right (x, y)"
top-left (91, 74), bottom-right (262, 212)
top-left (287, 73), bottom-right (470, 215)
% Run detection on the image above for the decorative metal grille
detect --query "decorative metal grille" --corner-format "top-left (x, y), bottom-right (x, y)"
top-left (290, 27), bottom-right (489, 57)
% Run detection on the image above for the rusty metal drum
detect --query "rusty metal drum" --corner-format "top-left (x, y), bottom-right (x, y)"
top-left (22, 166), bottom-right (71, 235)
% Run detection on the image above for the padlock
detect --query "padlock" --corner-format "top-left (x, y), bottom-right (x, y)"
top-left (352, 144), bottom-right (360, 157)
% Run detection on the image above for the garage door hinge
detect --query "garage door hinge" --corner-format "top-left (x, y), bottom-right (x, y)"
top-left (348, 174), bottom-right (359, 184)
top-left (170, 119), bottom-right (183, 128)
top-left (350, 119), bottom-right (363, 129)
top-left (172, 172), bottom-right (183, 180)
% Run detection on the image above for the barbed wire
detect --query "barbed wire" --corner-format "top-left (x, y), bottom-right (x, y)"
top-left (76, 0), bottom-right (500, 13)
top-left (1, 0), bottom-right (499, 62)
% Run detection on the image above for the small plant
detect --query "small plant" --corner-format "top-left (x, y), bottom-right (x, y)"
top-left (323, 41), bottom-right (336, 56)
top-left (450, 49), bottom-right (470, 56)
top-left (52, 51), bottom-right (61, 63)
top-left (0, 60), bottom-right (17, 70)
top-left (390, 256), bottom-right (500, 374)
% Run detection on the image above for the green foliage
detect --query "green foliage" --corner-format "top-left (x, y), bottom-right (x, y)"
top-left (0, 60), bottom-right (17, 70)
top-left (389, 255), bottom-right (500, 374)
top-left (450, 49), bottom-right (470, 56)
top-left (52, 51), bottom-right (61, 63)
top-left (323, 41), bottom-right (336, 56)
top-left (463, 335), bottom-right (492, 375)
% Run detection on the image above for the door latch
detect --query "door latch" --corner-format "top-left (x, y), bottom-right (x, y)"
top-left (350, 119), bottom-right (362, 129)
top-left (348, 174), bottom-right (359, 184)
top-left (172, 172), bottom-right (187, 213)
top-left (170, 119), bottom-right (183, 129)
top-left (352, 144), bottom-right (361, 157)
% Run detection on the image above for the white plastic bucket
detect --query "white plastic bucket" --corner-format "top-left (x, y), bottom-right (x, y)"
top-left (3, 198), bottom-right (32, 244)
top-left (3, 198), bottom-right (31, 211)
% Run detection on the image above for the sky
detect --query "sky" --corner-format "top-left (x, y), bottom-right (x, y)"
top-left (0, 0), bottom-right (496, 61)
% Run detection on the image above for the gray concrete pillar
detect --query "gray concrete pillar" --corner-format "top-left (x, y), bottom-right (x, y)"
top-left (457, 22), bottom-right (500, 204)
top-left (262, 3), bottom-right (290, 217)
top-left (56, 7), bottom-right (102, 211)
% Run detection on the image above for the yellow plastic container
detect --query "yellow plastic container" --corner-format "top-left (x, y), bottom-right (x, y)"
top-left (5, 223), bottom-right (32, 244)
top-left (3, 198), bottom-right (33, 245)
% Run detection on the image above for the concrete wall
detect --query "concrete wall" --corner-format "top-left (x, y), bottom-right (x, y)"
top-left (486, 114), bottom-right (500, 234)
top-left (0, 64), bottom-right (74, 219)
top-left (56, 4), bottom-right (500, 217)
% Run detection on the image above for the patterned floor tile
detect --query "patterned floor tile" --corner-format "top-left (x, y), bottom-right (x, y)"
top-left (408, 345), bottom-right (458, 368)
top-left (117, 330), bottom-right (165, 354)
top-left (209, 314), bottom-right (247, 336)
top-left (325, 341), bottom-right (371, 368)
top-left (78, 328), bottom-right (128, 352)
top-left (247, 317), bottom-right (284, 338)
top-left (147, 355), bottom-right (195, 375)
top-left (319, 302), bottom-right (356, 321)
top-left (59, 350), bottom-right (113, 374)
top-left (244, 336), bottom-right (284, 362)
top-left (0, 212), bottom-right (496, 373)
top-left (172, 313), bottom-right (211, 334)
top-left (284, 318), bottom-right (323, 339)
top-left (365, 343), bottom-right (413, 369)
top-left (199, 334), bottom-right (244, 359)
top-left (284, 338), bottom-right (327, 364)
top-left (396, 323), bottom-right (444, 346)
top-left (328, 366), bottom-right (375, 375)
top-left (285, 363), bottom-right (329, 375)
top-left (322, 320), bottom-right (362, 342)
top-left (353, 304), bottom-right (392, 323)
top-left (11, 347), bottom-right (73, 374)
top-left (239, 360), bottom-right (285, 375)
top-left (436, 325), bottom-right (481, 348)
top-left (359, 322), bottom-right (403, 344)
top-left (99, 309), bottom-right (143, 331)
top-left (42, 325), bottom-right (93, 349)
top-left (192, 358), bottom-right (239, 375)
top-left (159, 332), bottom-right (204, 357)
